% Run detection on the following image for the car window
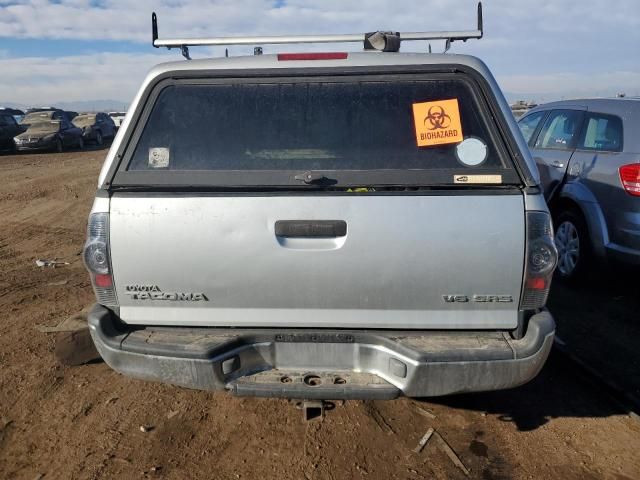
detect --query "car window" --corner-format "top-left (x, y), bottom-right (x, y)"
top-left (517, 111), bottom-right (546, 144)
top-left (534, 110), bottom-right (583, 150)
top-left (578, 113), bottom-right (623, 152)
top-left (23, 111), bottom-right (53, 123)
top-left (127, 77), bottom-right (513, 180)
top-left (73, 115), bottom-right (95, 127)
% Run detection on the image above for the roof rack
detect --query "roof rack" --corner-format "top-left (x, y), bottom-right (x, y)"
top-left (152, 2), bottom-right (483, 60)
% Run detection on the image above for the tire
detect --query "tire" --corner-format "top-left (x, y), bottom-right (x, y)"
top-left (54, 138), bottom-right (63, 153)
top-left (95, 131), bottom-right (103, 146)
top-left (553, 209), bottom-right (591, 282)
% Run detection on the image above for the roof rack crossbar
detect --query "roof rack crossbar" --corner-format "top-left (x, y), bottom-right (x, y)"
top-left (152, 2), bottom-right (483, 59)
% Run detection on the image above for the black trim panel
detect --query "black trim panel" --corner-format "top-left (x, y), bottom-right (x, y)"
top-left (113, 168), bottom-right (521, 188)
top-left (275, 220), bottom-right (347, 238)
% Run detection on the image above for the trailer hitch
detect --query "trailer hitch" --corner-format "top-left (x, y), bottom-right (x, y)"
top-left (295, 400), bottom-right (336, 421)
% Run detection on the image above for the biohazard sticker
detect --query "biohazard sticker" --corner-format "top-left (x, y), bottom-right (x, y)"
top-left (412, 99), bottom-right (464, 147)
top-left (149, 147), bottom-right (170, 168)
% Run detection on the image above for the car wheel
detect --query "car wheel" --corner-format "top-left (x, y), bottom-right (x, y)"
top-left (78, 137), bottom-right (84, 150)
top-left (55, 138), bottom-right (63, 153)
top-left (554, 209), bottom-right (590, 282)
top-left (95, 131), bottom-right (103, 146)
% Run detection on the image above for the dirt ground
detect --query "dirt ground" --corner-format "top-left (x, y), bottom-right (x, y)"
top-left (1, 150), bottom-right (639, 480)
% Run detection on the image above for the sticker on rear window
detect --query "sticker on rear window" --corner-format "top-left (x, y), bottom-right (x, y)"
top-left (149, 147), bottom-right (170, 168)
top-left (412, 99), bottom-right (463, 147)
top-left (455, 137), bottom-right (488, 167)
top-left (454, 174), bottom-right (502, 184)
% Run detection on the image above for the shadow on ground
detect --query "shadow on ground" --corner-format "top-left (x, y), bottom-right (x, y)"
top-left (426, 350), bottom-right (630, 432)
top-left (548, 271), bottom-right (640, 402)
top-left (431, 269), bottom-right (640, 432)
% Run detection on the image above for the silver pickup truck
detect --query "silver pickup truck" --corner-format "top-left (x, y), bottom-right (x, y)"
top-left (83, 14), bottom-right (557, 401)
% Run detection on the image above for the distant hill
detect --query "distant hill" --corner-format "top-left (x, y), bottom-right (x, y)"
top-left (56, 100), bottom-right (130, 113)
top-left (0, 99), bottom-right (129, 113)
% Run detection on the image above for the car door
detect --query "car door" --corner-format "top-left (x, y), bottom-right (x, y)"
top-left (568, 111), bottom-right (633, 247)
top-left (8, 115), bottom-right (23, 138)
top-left (96, 114), bottom-right (106, 135)
top-left (94, 114), bottom-right (103, 136)
top-left (99, 113), bottom-right (114, 137)
top-left (59, 119), bottom-right (74, 146)
top-left (0, 115), bottom-right (10, 144)
top-left (517, 110), bottom-right (547, 146)
top-left (529, 109), bottom-right (585, 200)
top-left (105, 115), bottom-right (116, 137)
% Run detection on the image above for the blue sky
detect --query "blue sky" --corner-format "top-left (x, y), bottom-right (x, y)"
top-left (1, 0), bottom-right (639, 106)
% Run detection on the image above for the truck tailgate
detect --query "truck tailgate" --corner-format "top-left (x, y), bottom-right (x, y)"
top-left (109, 193), bottom-right (524, 329)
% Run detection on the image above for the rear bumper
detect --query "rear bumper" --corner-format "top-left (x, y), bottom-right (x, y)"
top-left (88, 305), bottom-right (555, 399)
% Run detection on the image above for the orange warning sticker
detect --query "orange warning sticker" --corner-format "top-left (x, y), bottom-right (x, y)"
top-left (412, 98), bottom-right (464, 147)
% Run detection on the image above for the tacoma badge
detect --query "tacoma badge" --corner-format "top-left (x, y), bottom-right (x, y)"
top-left (124, 284), bottom-right (208, 301)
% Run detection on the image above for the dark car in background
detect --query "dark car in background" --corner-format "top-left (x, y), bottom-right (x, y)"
top-left (15, 117), bottom-right (84, 152)
top-left (0, 107), bottom-right (25, 124)
top-left (518, 98), bottom-right (640, 280)
top-left (72, 112), bottom-right (117, 146)
top-left (0, 110), bottom-right (26, 153)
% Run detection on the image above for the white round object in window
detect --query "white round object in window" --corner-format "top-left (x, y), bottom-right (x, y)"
top-left (456, 137), bottom-right (488, 167)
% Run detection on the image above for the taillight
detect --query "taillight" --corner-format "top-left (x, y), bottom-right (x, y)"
top-left (520, 212), bottom-right (558, 310)
top-left (619, 164), bottom-right (640, 196)
top-left (83, 212), bottom-right (117, 306)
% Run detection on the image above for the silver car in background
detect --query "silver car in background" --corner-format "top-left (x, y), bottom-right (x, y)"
top-left (518, 98), bottom-right (640, 279)
top-left (108, 111), bottom-right (127, 130)
top-left (72, 112), bottom-right (117, 146)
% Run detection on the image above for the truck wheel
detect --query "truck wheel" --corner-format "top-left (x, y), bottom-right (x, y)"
top-left (554, 209), bottom-right (591, 282)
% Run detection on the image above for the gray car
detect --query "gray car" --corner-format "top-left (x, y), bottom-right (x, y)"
top-left (72, 112), bottom-right (117, 146)
top-left (518, 98), bottom-right (640, 280)
top-left (82, 16), bottom-right (558, 401)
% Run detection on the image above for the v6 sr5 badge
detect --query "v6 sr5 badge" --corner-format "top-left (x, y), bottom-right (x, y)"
top-left (443, 294), bottom-right (513, 303)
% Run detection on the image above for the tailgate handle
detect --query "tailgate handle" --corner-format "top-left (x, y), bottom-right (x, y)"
top-left (275, 220), bottom-right (347, 238)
